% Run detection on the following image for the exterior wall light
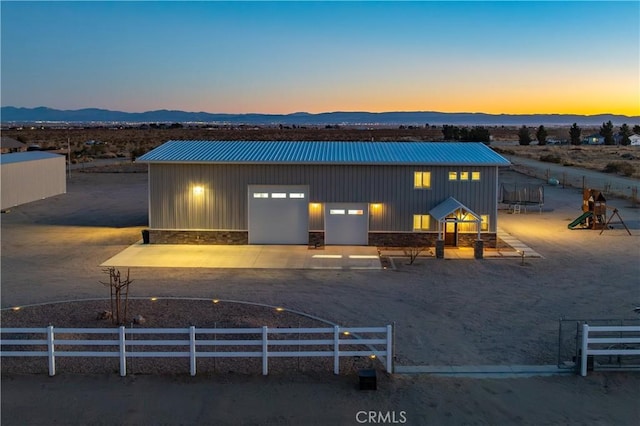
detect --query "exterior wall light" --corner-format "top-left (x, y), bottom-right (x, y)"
top-left (193, 185), bottom-right (204, 196)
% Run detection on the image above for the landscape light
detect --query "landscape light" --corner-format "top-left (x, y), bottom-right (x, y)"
top-left (150, 297), bottom-right (158, 301)
top-left (369, 354), bottom-right (376, 359)
top-left (343, 331), bottom-right (350, 336)
top-left (212, 299), bottom-right (220, 304)
top-left (11, 306), bottom-right (21, 311)
top-left (192, 185), bottom-right (204, 196)
top-left (275, 307), bottom-right (285, 312)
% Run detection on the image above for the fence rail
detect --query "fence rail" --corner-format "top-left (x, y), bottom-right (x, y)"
top-left (0, 325), bottom-right (393, 376)
top-left (580, 324), bottom-right (640, 376)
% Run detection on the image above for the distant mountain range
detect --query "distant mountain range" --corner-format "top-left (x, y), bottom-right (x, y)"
top-left (1, 106), bottom-right (637, 126)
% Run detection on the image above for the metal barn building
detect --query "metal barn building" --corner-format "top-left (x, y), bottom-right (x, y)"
top-left (1, 151), bottom-right (66, 211)
top-left (137, 141), bottom-right (510, 247)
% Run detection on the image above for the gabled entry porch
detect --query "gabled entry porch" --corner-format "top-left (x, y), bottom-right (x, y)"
top-left (429, 197), bottom-right (482, 247)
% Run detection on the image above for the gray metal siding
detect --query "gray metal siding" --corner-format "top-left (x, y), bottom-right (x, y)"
top-left (1, 157), bottom-right (66, 210)
top-left (148, 164), bottom-right (499, 232)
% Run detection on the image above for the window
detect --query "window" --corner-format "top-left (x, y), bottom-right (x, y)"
top-left (348, 209), bottom-right (364, 215)
top-left (457, 214), bottom-right (489, 233)
top-left (413, 171), bottom-right (431, 189)
top-left (471, 171), bottom-right (481, 181)
top-left (480, 214), bottom-right (489, 232)
top-left (289, 193), bottom-right (305, 199)
top-left (253, 193), bottom-right (269, 198)
top-left (271, 193), bottom-right (286, 198)
top-left (448, 171), bottom-right (458, 181)
top-left (329, 209), bottom-right (345, 215)
top-left (460, 171), bottom-right (469, 180)
top-left (413, 214), bottom-right (430, 231)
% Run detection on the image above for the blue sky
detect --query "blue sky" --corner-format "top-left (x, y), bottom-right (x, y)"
top-left (1, 1), bottom-right (638, 115)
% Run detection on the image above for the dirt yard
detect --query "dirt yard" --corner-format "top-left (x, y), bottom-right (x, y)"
top-left (1, 164), bottom-right (639, 425)
top-left (493, 143), bottom-right (640, 179)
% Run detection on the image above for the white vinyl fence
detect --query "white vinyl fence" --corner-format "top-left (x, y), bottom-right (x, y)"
top-left (1, 325), bottom-right (392, 376)
top-left (580, 324), bottom-right (640, 376)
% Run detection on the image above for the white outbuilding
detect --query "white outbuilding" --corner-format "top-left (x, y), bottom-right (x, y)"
top-left (1, 151), bottom-right (66, 211)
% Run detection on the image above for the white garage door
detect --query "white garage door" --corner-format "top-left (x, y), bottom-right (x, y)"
top-left (248, 185), bottom-right (309, 244)
top-left (324, 203), bottom-right (369, 245)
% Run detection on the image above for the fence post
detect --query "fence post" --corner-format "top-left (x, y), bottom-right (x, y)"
top-left (190, 326), bottom-right (196, 376)
top-left (119, 326), bottom-right (127, 377)
top-left (47, 325), bottom-right (55, 376)
top-left (580, 323), bottom-right (589, 377)
top-left (333, 326), bottom-right (340, 375)
top-left (386, 325), bottom-right (393, 373)
top-left (262, 326), bottom-right (268, 376)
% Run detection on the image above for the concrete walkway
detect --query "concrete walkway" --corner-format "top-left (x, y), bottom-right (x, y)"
top-left (497, 227), bottom-right (543, 258)
top-left (101, 243), bottom-right (382, 270)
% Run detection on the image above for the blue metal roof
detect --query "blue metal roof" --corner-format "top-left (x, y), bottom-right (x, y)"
top-left (137, 140), bottom-right (510, 166)
top-left (0, 151), bottom-right (65, 165)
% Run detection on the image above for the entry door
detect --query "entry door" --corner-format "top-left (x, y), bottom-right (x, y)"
top-left (444, 220), bottom-right (458, 246)
top-left (248, 185), bottom-right (309, 244)
top-left (324, 203), bottom-right (369, 245)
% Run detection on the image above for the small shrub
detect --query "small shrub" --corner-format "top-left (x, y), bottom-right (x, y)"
top-left (603, 161), bottom-right (636, 176)
top-left (540, 154), bottom-right (562, 164)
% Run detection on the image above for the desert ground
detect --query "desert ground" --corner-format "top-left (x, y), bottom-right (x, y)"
top-left (3, 125), bottom-right (639, 178)
top-left (1, 155), bottom-right (639, 425)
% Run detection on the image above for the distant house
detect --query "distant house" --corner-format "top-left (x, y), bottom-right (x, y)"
top-left (583, 134), bottom-right (604, 145)
top-left (0, 137), bottom-right (27, 154)
top-left (629, 134), bottom-right (640, 146)
top-left (1, 151), bottom-right (66, 210)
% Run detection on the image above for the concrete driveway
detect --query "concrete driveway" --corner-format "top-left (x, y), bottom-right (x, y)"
top-left (101, 243), bottom-right (382, 269)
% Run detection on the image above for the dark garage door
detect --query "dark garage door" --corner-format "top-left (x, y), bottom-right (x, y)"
top-left (324, 203), bottom-right (368, 245)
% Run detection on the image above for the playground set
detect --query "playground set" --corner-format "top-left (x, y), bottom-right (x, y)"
top-left (567, 189), bottom-right (631, 235)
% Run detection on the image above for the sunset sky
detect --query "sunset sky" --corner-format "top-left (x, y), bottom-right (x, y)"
top-left (1, 1), bottom-right (638, 116)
